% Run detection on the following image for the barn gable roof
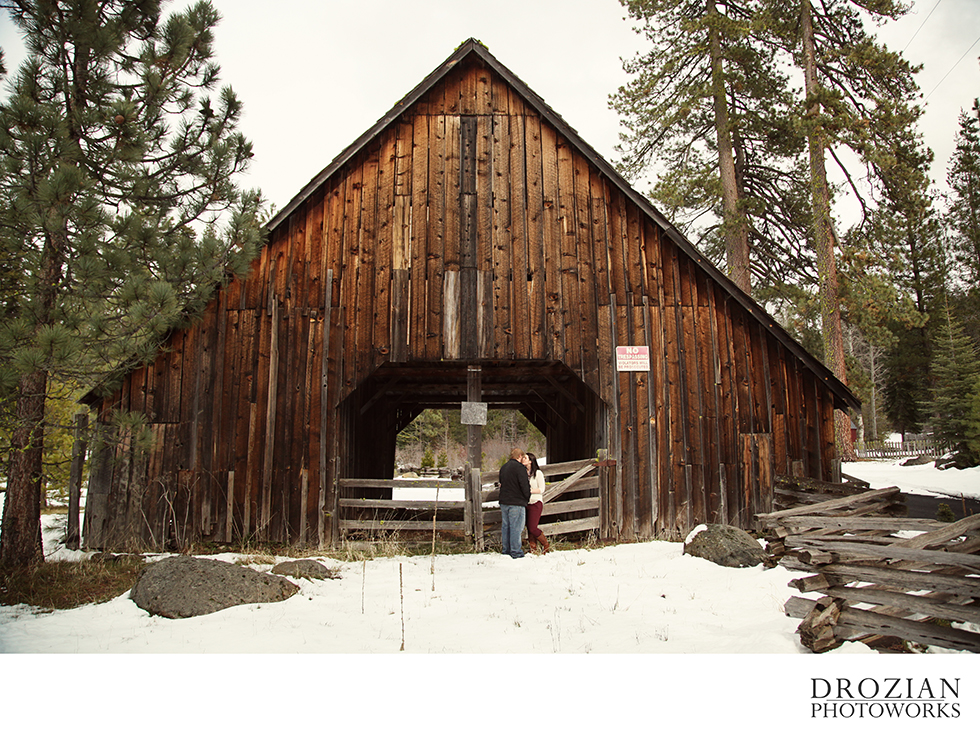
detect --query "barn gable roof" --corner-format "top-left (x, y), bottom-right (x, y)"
top-left (271, 39), bottom-right (858, 411)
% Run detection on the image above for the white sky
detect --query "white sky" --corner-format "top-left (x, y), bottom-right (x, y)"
top-left (1, 0), bottom-right (979, 221)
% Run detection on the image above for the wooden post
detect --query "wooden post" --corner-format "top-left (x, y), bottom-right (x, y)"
top-left (466, 365), bottom-right (482, 470)
top-left (466, 364), bottom-right (483, 549)
top-left (464, 464), bottom-right (473, 541)
top-left (471, 467), bottom-right (484, 551)
top-left (319, 270), bottom-right (333, 548)
top-left (65, 412), bottom-right (88, 550)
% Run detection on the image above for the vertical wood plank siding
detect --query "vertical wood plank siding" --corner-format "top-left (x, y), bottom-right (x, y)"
top-left (84, 54), bottom-right (844, 549)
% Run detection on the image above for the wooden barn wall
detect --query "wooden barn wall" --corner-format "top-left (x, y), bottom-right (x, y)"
top-left (84, 57), bottom-right (839, 550)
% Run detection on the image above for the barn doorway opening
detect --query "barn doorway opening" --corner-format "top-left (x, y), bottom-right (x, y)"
top-left (337, 361), bottom-right (606, 486)
top-left (395, 408), bottom-right (545, 476)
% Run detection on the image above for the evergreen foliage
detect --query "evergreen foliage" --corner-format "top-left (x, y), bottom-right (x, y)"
top-left (882, 322), bottom-right (931, 438)
top-left (964, 375), bottom-right (980, 466)
top-left (612, 0), bottom-right (933, 458)
top-left (0, 0), bottom-right (265, 567)
top-left (928, 308), bottom-right (980, 466)
top-left (611, 0), bottom-right (801, 294)
top-left (947, 99), bottom-right (980, 289)
top-left (395, 408), bottom-right (544, 468)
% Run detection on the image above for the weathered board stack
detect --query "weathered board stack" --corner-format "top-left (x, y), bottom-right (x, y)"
top-left (81, 39), bottom-right (859, 551)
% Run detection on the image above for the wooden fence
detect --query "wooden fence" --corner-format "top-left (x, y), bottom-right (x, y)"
top-left (337, 457), bottom-right (604, 548)
top-left (758, 477), bottom-right (980, 653)
top-left (855, 439), bottom-right (942, 459)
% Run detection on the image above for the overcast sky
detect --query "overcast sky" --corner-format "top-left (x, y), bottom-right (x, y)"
top-left (2, 0), bottom-right (979, 221)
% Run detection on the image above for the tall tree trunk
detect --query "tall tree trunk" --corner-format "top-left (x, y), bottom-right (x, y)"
top-left (1, 370), bottom-right (48, 567)
top-left (0, 227), bottom-right (65, 566)
top-left (708, 0), bottom-right (751, 294)
top-left (801, 0), bottom-right (856, 461)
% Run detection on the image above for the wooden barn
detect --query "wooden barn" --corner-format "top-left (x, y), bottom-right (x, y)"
top-left (80, 39), bottom-right (859, 551)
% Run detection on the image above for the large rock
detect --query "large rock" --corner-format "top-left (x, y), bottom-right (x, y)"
top-left (901, 455), bottom-right (933, 466)
top-left (271, 559), bottom-right (339, 580)
top-left (683, 524), bottom-right (768, 568)
top-left (131, 555), bottom-right (299, 619)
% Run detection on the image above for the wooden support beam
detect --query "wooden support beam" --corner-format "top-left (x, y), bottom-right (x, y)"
top-left (542, 462), bottom-right (598, 503)
top-left (65, 411), bottom-right (88, 550)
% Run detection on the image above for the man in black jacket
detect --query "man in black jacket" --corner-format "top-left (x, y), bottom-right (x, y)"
top-left (498, 448), bottom-right (531, 558)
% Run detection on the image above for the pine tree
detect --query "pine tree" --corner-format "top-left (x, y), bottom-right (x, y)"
top-left (929, 306), bottom-right (980, 466)
top-left (846, 125), bottom-right (940, 442)
top-left (0, 0), bottom-right (264, 567)
top-left (883, 322), bottom-right (931, 438)
top-left (764, 0), bottom-right (920, 460)
top-left (612, 0), bottom-right (802, 294)
top-left (947, 99), bottom-right (980, 289)
top-left (963, 375), bottom-right (980, 466)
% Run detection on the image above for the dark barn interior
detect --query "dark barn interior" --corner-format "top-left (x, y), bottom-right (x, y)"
top-left (339, 361), bottom-right (604, 483)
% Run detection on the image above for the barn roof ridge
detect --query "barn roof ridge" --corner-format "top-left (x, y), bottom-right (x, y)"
top-left (264, 39), bottom-right (858, 411)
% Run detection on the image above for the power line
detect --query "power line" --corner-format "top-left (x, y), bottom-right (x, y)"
top-left (903, 0), bottom-right (944, 53)
top-left (925, 32), bottom-right (980, 99)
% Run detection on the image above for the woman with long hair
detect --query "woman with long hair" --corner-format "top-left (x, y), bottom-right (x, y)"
top-left (525, 452), bottom-right (549, 553)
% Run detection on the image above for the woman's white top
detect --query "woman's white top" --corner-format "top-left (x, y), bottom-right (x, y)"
top-left (529, 470), bottom-right (545, 504)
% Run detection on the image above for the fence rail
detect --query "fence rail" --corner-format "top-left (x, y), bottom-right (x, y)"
top-left (758, 477), bottom-right (980, 654)
top-left (855, 439), bottom-right (942, 459)
top-left (336, 458), bottom-right (604, 547)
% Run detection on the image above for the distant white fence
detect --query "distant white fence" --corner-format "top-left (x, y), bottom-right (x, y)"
top-left (855, 439), bottom-right (943, 459)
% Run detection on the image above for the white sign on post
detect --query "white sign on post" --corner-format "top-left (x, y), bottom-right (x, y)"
top-left (615, 345), bottom-right (650, 372)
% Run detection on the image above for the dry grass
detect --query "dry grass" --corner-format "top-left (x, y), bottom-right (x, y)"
top-left (0, 527), bottom-right (591, 611)
top-left (0, 554), bottom-right (144, 610)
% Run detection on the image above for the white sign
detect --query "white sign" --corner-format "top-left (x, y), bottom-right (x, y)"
top-left (460, 401), bottom-right (488, 425)
top-left (616, 345), bottom-right (650, 372)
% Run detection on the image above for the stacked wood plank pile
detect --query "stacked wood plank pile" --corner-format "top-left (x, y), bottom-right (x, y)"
top-left (758, 476), bottom-right (980, 653)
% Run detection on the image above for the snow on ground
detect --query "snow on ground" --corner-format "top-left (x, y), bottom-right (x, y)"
top-left (845, 457), bottom-right (980, 500)
top-left (2, 459), bottom-right (978, 728)
top-left (0, 531), bottom-right (817, 654)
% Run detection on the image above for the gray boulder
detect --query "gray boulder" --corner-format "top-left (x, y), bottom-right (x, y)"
top-left (901, 455), bottom-right (933, 466)
top-left (683, 524), bottom-right (768, 568)
top-left (131, 555), bottom-right (299, 619)
top-left (271, 558), bottom-right (339, 580)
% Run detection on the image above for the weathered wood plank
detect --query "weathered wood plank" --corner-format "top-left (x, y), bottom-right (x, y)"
top-left (491, 113), bottom-right (513, 358)
top-left (772, 516), bottom-right (947, 532)
top-left (540, 121), bottom-right (562, 360)
top-left (443, 270), bottom-right (460, 359)
top-left (426, 115), bottom-right (447, 360)
top-left (508, 113), bottom-right (530, 359)
top-left (896, 513), bottom-right (980, 550)
top-left (823, 585), bottom-right (980, 627)
top-left (833, 605), bottom-right (980, 653)
top-left (556, 128), bottom-right (580, 369)
top-left (540, 516), bottom-right (601, 535)
top-left (410, 116), bottom-right (429, 360)
top-left (542, 461), bottom-right (598, 503)
top-left (606, 189), bottom-right (629, 307)
top-left (797, 562), bottom-right (980, 596)
top-left (340, 520), bottom-right (466, 532)
top-left (576, 159), bottom-right (599, 385)
top-left (786, 536), bottom-right (980, 571)
top-left (339, 499), bottom-right (467, 510)
top-left (757, 486), bottom-right (902, 520)
top-left (541, 496), bottom-right (599, 516)
top-left (374, 130), bottom-right (395, 371)
top-left (340, 479), bottom-right (464, 490)
top-left (524, 115), bottom-right (547, 359)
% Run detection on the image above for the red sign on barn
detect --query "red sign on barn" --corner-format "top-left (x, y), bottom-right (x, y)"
top-left (615, 346), bottom-right (650, 372)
